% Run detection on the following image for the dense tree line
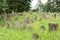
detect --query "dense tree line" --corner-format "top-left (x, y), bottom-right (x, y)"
top-left (38, 0), bottom-right (60, 13)
top-left (0, 0), bottom-right (31, 14)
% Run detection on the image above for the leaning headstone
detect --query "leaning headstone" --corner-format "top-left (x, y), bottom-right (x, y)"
top-left (1, 14), bottom-right (4, 19)
top-left (23, 11), bottom-right (26, 17)
top-left (32, 33), bottom-right (39, 39)
top-left (40, 25), bottom-right (45, 30)
top-left (15, 15), bottom-right (18, 20)
top-left (24, 17), bottom-right (30, 24)
top-left (0, 15), bottom-right (1, 19)
top-left (54, 13), bottom-right (57, 18)
top-left (23, 24), bottom-right (26, 30)
top-left (1, 23), bottom-right (4, 27)
top-left (29, 11), bottom-right (32, 15)
top-left (58, 12), bottom-right (60, 17)
top-left (48, 11), bottom-right (50, 14)
top-left (41, 13), bottom-right (45, 18)
top-left (49, 22), bottom-right (58, 31)
top-left (35, 16), bottom-right (37, 20)
top-left (32, 14), bottom-right (37, 21)
top-left (20, 13), bottom-right (23, 16)
top-left (23, 11), bottom-right (26, 14)
top-left (12, 22), bottom-right (15, 28)
top-left (4, 13), bottom-right (7, 17)
top-left (7, 14), bottom-right (12, 21)
top-left (17, 21), bottom-right (22, 29)
top-left (28, 26), bottom-right (32, 30)
top-left (11, 10), bottom-right (15, 16)
top-left (18, 12), bottom-right (20, 16)
top-left (45, 14), bottom-right (50, 19)
top-left (4, 20), bottom-right (7, 24)
top-left (7, 22), bottom-right (10, 28)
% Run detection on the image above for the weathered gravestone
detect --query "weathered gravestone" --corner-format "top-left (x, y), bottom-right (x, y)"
top-left (12, 22), bottom-right (15, 28)
top-left (1, 14), bottom-right (4, 19)
top-left (40, 13), bottom-right (45, 18)
top-left (23, 11), bottom-right (26, 15)
top-left (23, 24), bottom-right (26, 30)
top-left (32, 33), bottom-right (39, 39)
top-left (18, 12), bottom-right (21, 16)
top-left (11, 10), bottom-right (16, 17)
top-left (0, 22), bottom-right (4, 27)
top-left (49, 22), bottom-right (58, 31)
top-left (54, 13), bottom-right (56, 18)
top-left (4, 13), bottom-right (7, 17)
top-left (29, 11), bottom-right (32, 15)
top-left (19, 12), bottom-right (23, 16)
top-left (2, 23), bottom-right (4, 27)
top-left (40, 25), bottom-right (45, 30)
top-left (15, 15), bottom-right (18, 20)
top-left (17, 21), bottom-right (22, 29)
top-left (0, 15), bottom-right (1, 19)
top-left (28, 26), bottom-right (32, 30)
top-left (32, 15), bottom-right (37, 20)
top-left (45, 14), bottom-right (50, 19)
top-left (7, 14), bottom-right (12, 21)
top-left (54, 13), bottom-right (58, 18)
top-left (7, 22), bottom-right (10, 28)
top-left (24, 17), bottom-right (30, 24)
top-left (58, 13), bottom-right (60, 17)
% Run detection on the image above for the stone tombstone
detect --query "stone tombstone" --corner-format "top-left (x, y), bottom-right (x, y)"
top-left (20, 12), bottom-right (23, 16)
top-left (28, 26), bottom-right (32, 30)
top-left (40, 25), bottom-right (45, 30)
top-left (1, 14), bottom-right (4, 19)
top-left (7, 14), bottom-right (11, 20)
top-left (32, 33), bottom-right (39, 39)
top-left (17, 21), bottom-right (22, 29)
top-left (23, 11), bottom-right (26, 14)
top-left (15, 15), bottom-right (18, 20)
top-left (35, 16), bottom-right (37, 20)
top-left (4, 13), bottom-right (7, 17)
top-left (41, 13), bottom-right (45, 18)
top-left (29, 11), bottom-right (32, 15)
top-left (12, 22), bottom-right (15, 28)
top-left (32, 14), bottom-right (37, 21)
top-left (22, 12), bottom-right (25, 16)
top-left (4, 20), bottom-right (7, 24)
top-left (23, 24), bottom-right (26, 30)
top-left (1, 23), bottom-right (4, 27)
top-left (54, 13), bottom-right (57, 18)
top-left (0, 15), bottom-right (1, 19)
top-left (7, 14), bottom-right (11, 18)
top-left (7, 22), bottom-right (10, 28)
top-left (45, 14), bottom-right (50, 19)
top-left (24, 16), bottom-right (30, 24)
top-left (18, 12), bottom-right (20, 16)
top-left (48, 11), bottom-right (50, 14)
top-left (59, 12), bottom-right (60, 17)
top-left (49, 22), bottom-right (58, 31)
top-left (11, 10), bottom-right (16, 17)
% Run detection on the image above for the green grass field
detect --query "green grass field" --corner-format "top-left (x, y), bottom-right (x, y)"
top-left (0, 12), bottom-right (60, 40)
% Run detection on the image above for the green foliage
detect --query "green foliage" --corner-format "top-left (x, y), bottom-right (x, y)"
top-left (6, 0), bottom-right (31, 12)
top-left (0, 12), bottom-right (60, 40)
top-left (38, 0), bottom-right (60, 12)
top-left (0, 0), bottom-right (31, 14)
